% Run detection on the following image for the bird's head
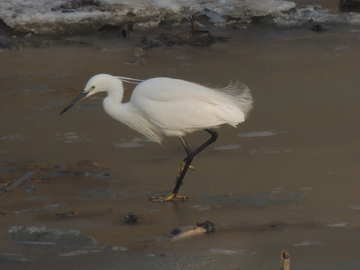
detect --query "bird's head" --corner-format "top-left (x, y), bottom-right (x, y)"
top-left (60, 74), bottom-right (123, 115)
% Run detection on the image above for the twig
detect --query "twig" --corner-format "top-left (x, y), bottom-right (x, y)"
top-left (0, 170), bottom-right (38, 194)
top-left (190, 15), bottom-right (196, 31)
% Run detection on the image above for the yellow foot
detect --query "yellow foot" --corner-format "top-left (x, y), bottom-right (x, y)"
top-left (165, 193), bottom-right (188, 201)
top-left (178, 161), bottom-right (196, 177)
top-left (149, 193), bottom-right (188, 202)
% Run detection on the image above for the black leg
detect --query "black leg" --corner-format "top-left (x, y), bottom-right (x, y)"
top-left (172, 137), bottom-right (193, 196)
top-left (192, 129), bottom-right (218, 157)
top-left (171, 129), bottom-right (219, 197)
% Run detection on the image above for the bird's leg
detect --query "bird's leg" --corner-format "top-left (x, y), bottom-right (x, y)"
top-left (192, 129), bottom-right (218, 157)
top-left (177, 161), bottom-right (195, 177)
top-left (177, 129), bottom-right (218, 176)
top-left (166, 129), bottom-right (218, 201)
top-left (165, 137), bottom-right (193, 201)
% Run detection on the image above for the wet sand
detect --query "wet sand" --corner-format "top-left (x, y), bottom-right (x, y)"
top-left (1, 19), bottom-right (360, 269)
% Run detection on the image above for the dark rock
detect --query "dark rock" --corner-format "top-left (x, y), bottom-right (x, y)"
top-left (124, 211), bottom-right (140, 223)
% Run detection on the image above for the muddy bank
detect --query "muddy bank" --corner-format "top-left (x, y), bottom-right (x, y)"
top-left (1, 0), bottom-right (360, 36)
top-left (0, 0), bottom-right (296, 34)
top-left (0, 0), bottom-right (359, 53)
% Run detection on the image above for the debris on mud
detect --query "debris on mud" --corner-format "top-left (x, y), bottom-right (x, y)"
top-left (54, 211), bottom-right (79, 218)
top-left (197, 221), bottom-right (216, 232)
top-left (83, 159), bottom-right (114, 170)
top-left (0, 178), bottom-right (12, 190)
top-left (0, 161), bottom-right (112, 195)
top-left (155, 222), bottom-right (216, 242)
top-left (339, 0), bottom-right (360, 9)
top-left (124, 211), bottom-right (140, 223)
top-left (0, 170), bottom-right (38, 194)
top-left (164, 29), bottom-right (220, 46)
top-left (141, 15), bottom-right (227, 49)
top-left (310, 24), bottom-right (326, 32)
top-left (9, 225), bottom-right (96, 247)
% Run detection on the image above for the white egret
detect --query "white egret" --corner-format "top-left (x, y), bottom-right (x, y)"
top-left (60, 74), bottom-right (253, 201)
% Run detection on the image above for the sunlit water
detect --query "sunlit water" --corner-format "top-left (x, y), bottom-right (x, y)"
top-left (1, 22), bottom-right (360, 269)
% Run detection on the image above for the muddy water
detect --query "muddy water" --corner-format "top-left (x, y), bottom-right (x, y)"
top-left (1, 24), bottom-right (360, 269)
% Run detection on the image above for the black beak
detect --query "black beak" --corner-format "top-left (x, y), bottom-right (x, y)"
top-left (60, 91), bottom-right (88, 115)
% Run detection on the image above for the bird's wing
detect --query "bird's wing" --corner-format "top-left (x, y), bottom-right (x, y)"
top-left (131, 78), bottom-right (245, 136)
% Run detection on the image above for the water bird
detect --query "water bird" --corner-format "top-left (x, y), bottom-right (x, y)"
top-left (60, 74), bottom-right (253, 201)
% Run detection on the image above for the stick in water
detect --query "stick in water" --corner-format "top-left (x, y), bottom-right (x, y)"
top-left (281, 250), bottom-right (290, 270)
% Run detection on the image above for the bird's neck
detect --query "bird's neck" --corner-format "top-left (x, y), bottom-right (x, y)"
top-left (103, 91), bottom-right (128, 124)
top-left (107, 89), bottom-right (124, 104)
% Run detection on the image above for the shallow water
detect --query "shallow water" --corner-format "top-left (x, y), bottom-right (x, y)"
top-left (1, 22), bottom-right (360, 269)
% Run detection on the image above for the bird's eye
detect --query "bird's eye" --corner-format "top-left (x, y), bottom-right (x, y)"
top-left (91, 86), bottom-right (95, 89)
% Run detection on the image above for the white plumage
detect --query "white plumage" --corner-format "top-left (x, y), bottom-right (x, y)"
top-left (60, 74), bottom-right (253, 201)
